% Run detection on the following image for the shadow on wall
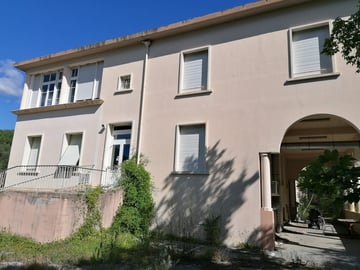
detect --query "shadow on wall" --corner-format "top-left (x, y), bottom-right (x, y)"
top-left (155, 141), bottom-right (259, 245)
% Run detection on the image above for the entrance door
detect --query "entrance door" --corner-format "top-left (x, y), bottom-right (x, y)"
top-left (103, 125), bottom-right (131, 186)
top-left (111, 128), bottom-right (131, 170)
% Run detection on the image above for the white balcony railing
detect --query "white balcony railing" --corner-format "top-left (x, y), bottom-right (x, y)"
top-left (0, 165), bottom-right (118, 192)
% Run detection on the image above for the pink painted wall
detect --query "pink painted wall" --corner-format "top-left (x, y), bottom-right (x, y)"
top-left (0, 189), bottom-right (122, 243)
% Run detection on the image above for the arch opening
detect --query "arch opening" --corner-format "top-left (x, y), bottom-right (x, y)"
top-left (274, 114), bottom-right (360, 229)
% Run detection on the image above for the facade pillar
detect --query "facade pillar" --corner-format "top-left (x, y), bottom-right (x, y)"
top-left (261, 153), bottom-right (272, 210)
top-left (260, 153), bottom-right (275, 250)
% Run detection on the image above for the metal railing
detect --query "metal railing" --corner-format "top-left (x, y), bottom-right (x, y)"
top-left (0, 165), bottom-right (118, 192)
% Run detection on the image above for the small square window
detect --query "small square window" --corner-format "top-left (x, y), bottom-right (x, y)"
top-left (117, 75), bottom-right (132, 91)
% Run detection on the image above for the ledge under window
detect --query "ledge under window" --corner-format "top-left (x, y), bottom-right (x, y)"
top-left (171, 171), bottom-right (209, 176)
top-left (175, 89), bottom-right (212, 99)
top-left (285, 72), bottom-right (340, 84)
top-left (13, 99), bottom-right (104, 115)
top-left (114, 89), bottom-right (133, 95)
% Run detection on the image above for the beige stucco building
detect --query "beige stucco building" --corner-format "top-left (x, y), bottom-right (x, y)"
top-left (3, 0), bottom-right (360, 247)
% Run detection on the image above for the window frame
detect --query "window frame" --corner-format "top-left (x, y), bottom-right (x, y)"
top-left (179, 46), bottom-right (211, 95)
top-left (68, 61), bottom-right (103, 102)
top-left (116, 74), bottom-right (133, 93)
top-left (289, 20), bottom-right (336, 80)
top-left (59, 132), bottom-right (83, 166)
top-left (174, 123), bottom-right (207, 174)
top-left (22, 135), bottom-right (42, 171)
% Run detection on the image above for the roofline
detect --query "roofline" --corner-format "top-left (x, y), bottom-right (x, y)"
top-left (15, 0), bottom-right (313, 71)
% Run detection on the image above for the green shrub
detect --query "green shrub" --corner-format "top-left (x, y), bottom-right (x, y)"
top-left (73, 186), bottom-right (103, 239)
top-left (111, 157), bottom-right (154, 237)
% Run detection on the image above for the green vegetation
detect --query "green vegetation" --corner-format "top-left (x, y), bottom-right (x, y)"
top-left (297, 149), bottom-right (360, 217)
top-left (0, 129), bottom-right (13, 170)
top-left (202, 214), bottom-right (221, 246)
top-left (73, 186), bottom-right (104, 240)
top-left (323, 0), bottom-right (360, 72)
top-left (110, 157), bottom-right (154, 238)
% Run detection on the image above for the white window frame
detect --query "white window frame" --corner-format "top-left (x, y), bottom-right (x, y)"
top-left (289, 21), bottom-right (335, 79)
top-left (59, 133), bottom-right (83, 166)
top-left (22, 135), bottom-right (42, 171)
top-left (116, 74), bottom-right (133, 92)
top-left (39, 71), bottom-right (63, 107)
top-left (175, 123), bottom-right (207, 174)
top-left (69, 61), bottom-right (103, 102)
top-left (179, 47), bottom-right (210, 94)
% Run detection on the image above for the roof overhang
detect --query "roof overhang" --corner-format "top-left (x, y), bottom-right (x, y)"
top-left (15, 0), bottom-right (313, 71)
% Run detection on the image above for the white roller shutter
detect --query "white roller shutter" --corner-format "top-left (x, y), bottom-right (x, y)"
top-left (177, 125), bottom-right (206, 172)
top-left (29, 75), bottom-right (41, 108)
top-left (28, 137), bottom-right (41, 166)
top-left (182, 51), bottom-right (208, 91)
top-left (292, 26), bottom-right (332, 77)
top-left (76, 63), bottom-right (97, 101)
top-left (58, 134), bottom-right (82, 166)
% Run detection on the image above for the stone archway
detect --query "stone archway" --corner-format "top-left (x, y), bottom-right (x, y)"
top-left (278, 114), bottom-right (360, 225)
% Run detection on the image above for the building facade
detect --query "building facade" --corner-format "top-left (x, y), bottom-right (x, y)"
top-left (5, 0), bottom-right (360, 247)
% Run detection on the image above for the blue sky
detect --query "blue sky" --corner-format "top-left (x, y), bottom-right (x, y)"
top-left (0, 0), bottom-right (256, 130)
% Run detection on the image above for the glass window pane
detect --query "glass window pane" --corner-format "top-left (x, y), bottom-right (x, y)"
top-left (112, 145), bottom-right (120, 168)
top-left (43, 74), bottom-right (50, 82)
top-left (123, 144), bottom-right (130, 161)
top-left (50, 73), bottom-right (56, 81)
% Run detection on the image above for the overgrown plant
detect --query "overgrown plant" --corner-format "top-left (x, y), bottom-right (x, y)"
top-left (73, 186), bottom-right (103, 239)
top-left (202, 214), bottom-right (221, 246)
top-left (111, 157), bottom-right (154, 238)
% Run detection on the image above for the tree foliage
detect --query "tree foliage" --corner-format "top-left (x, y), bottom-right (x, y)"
top-left (297, 150), bottom-right (360, 216)
top-left (322, 1), bottom-right (360, 72)
top-left (111, 157), bottom-right (154, 237)
top-left (0, 130), bottom-right (14, 170)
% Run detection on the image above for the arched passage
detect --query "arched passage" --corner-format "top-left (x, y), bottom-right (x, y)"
top-left (277, 114), bottom-right (360, 228)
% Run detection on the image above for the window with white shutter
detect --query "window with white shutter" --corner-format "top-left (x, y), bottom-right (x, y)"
top-left (23, 136), bottom-right (42, 171)
top-left (181, 49), bottom-right (208, 92)
top-left (58, 134), bottom-right (82, 166)
top-left (76, 62), bottom-right (103, 101)
top-left (290, 24), bottom-right (333, 78)
top-left (176, 124), bottom-right (206, 173)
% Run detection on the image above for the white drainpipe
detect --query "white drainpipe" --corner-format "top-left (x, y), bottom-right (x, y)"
top-left (136, 40), bottom-right (152, 164)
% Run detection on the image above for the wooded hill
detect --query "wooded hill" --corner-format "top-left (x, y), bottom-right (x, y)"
top-left (0, 130), bottom-right (14, 170)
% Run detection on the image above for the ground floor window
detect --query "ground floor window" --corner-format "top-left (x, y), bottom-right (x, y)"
top-left (176, 124), bottom-right (206, 173)
top-left (23, 136), bottom-right (42, 171)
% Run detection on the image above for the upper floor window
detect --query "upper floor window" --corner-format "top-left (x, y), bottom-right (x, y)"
top-left (40, 71), bottom-right (63, 107)
top-left (180, 48), bottom-right (209, 93)
top-left (290, 23), bottom-right (333, 78)
top-left (28, 71), bottom-right (62, 108)
top-left (69, 61), bottom-right (103, 102)
top-left (175, 124), bottom-right (206, 173)
top-left (117, 74), bottom-right (132, 92)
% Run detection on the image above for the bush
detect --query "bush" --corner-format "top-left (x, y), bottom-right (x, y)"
top-left (111, 157), bottom-right (154, 237)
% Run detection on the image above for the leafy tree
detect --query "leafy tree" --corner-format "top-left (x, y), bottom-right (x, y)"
top-left (297, 150), bottom-right (360, 217)
top-left (0, 130), bottom-right (14, 170)
top-left (322, 0), bottom-right (360, 72)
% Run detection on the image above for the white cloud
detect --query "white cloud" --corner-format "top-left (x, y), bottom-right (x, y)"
top-left (0, 59), bottom-right (25, 96)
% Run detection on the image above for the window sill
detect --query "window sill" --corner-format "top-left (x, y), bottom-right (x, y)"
top-left (175, 89), bottom-right (212, 99)
top-left (285, 72), bottom-right (340, 84)
top-left (13, 99), bottom-right (104, 115)
top-left (114, 89), bottom-right (133, 95)
top-left (171, 171), bottom-right (209, 176)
